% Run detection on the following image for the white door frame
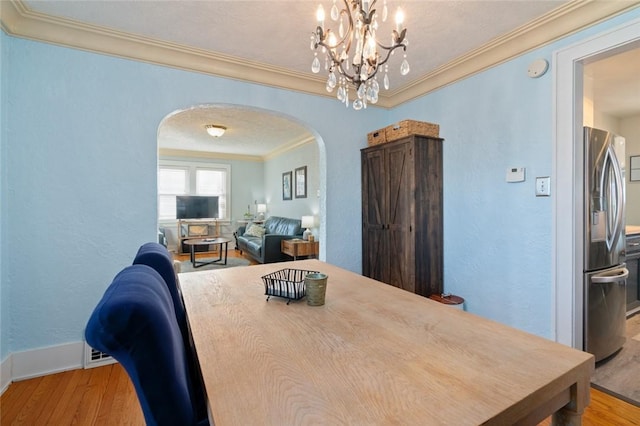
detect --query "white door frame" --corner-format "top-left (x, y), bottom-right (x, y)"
top-left (553, 18), bottom-right (640, 348)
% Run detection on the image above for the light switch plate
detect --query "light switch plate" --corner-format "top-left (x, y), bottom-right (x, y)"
top-left (536, 176), bottom-right (551, 196)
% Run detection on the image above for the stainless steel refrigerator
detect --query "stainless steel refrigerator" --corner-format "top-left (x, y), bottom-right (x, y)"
top-left (583, 126), bottom-right (628, 362)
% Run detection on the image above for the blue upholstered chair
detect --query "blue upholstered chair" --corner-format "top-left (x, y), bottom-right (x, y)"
top-left (85, 265), bottom-right (209, 426)
top-left (133, 243), bottom-right (187, 335)
top-left (132, 242), bottom-right (208, 424)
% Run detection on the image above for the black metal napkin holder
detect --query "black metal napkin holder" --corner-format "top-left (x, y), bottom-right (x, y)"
top-left (262, 268), bottom-right (319, 304)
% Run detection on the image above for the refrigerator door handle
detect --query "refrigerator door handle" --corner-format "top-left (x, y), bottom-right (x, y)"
top-left (592, 267), bottom-right (629, 284)
top-left (599, 146), bottom-right (625, 251)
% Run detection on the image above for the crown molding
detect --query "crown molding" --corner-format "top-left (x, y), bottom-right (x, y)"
top-left (392, 0), bottom-right (640, 105)
top-left (159, 149), bottom-right (264, 162)
top-left (2, 0), bottom-right (639, 108)
top-left (263, 136), bottom-right (316, 161)
top-left (159, 135), bottom-right (315, 162)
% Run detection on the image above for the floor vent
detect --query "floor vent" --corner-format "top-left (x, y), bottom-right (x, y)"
top-left (84, 341), bottom-right (116, 368)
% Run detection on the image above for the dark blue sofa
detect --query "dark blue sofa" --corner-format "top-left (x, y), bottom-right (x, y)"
top-left (236, 216), bottom-right (302, 263)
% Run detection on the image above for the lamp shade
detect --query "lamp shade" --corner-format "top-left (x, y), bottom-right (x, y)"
top-left (257, 204), bottom-right (267, 213)
top-left (301, 216), bottom-right (314, 229)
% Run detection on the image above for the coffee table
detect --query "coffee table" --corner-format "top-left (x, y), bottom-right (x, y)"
top-left (183, 238), bottom-right (231, 268)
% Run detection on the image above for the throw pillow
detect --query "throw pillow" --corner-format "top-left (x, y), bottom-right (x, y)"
top-left (244, 224), bottom-right (266, 238)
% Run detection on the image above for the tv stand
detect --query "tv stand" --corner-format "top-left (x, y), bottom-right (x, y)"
top-left (178, 219), bottom-right (221, 254)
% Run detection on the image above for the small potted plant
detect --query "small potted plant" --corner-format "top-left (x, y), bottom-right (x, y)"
top-left (243, 204), bottom-right (253, 220)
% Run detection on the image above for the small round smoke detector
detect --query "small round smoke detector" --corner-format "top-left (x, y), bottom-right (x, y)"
top-left (527, 58), bottom-right (549, 78)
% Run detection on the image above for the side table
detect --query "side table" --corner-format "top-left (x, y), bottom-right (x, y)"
top-left (281, 239), bottom-right (319, 260)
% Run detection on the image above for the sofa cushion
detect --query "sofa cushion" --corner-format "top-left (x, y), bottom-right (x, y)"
top-left (244, 223), bottom-right (266, 238)
top-left (265, 216), bottom-right (302, 236)
top-left (245, 237), bottom-right (262, 254)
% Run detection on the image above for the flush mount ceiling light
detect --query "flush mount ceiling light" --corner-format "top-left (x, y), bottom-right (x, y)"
top-left (205, 125), bottom-right (226, 138)
top-left (311, 0), bottom-right (409, 110)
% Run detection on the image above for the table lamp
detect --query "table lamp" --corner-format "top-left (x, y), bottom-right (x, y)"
top-left (301, 215), bottom-right (314, 241)
top-left (257, 203), bottom-right (267, 220)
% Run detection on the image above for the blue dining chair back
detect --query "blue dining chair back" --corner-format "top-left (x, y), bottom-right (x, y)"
top-left (132, 242), bottom-right (208, 424)
top-left (85, 264), bottom-right (208, 426)
top-left (133, 242), bottom-right (187, 335)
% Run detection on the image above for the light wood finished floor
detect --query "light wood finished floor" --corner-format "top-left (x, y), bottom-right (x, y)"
top-left (2, 362), bottom-right (640, 425)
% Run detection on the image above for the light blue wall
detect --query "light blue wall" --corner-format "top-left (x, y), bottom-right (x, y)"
top-left (2, 9), bottom-right (639, 359)
top-left (264, 141), bottom-right (320, 224)
top-left (391, 52), bottom-right (555, 335)
top-left (3, 34), bottom-right (384, 355)
top-left (1, 31), bottom-right (8, 361)
top-left (391, 9), bottom-right (640, 337)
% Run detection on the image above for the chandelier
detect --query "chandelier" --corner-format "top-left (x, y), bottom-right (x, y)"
top-left (311, 0), bottom-right (409, 110)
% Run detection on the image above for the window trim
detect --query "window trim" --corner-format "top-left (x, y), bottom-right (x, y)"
top-left (158, 159), bottom-right (231, 222)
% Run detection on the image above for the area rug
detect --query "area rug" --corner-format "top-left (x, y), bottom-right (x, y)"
top-left (178, 257), bottom-right (251, 273)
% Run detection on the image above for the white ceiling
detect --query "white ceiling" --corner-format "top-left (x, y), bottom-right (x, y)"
top-left (6, 1), bottom-right (640, 156)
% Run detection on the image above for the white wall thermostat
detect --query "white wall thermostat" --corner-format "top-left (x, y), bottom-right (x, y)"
top-left (527, 58), bottom-right (549, 78)
top-left (506, 167), bottom-right (525, 182)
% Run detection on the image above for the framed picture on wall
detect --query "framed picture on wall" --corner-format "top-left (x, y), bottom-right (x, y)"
top-left (631, 155), bottom-right (640, 182)
top-left (295, 166), bottom-right (307, 198)
top-left (282, 171), bottom-right (292, 200)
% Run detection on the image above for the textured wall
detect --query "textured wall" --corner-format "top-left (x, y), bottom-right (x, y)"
top-left (264, 140), bottom-right (320, 225)
top-left (1, 31), bottom-right (8, 361)
top-left (3, 35), bottom-right (384, 354)
top-left (392, 51), bottom-right (554, 336)
top-left (2, 9), bottom-right (639, 358)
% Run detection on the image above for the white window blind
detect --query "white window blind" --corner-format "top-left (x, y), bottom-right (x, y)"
top-left (158, 167), bottom-right (188, 220)
top-left (196, 168), bottom-right (227, 220)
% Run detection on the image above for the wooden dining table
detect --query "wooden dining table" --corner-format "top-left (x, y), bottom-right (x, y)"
top-left (179, 259), bottom-right (594, 425)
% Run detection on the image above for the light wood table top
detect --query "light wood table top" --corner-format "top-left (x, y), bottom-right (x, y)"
top-left (179, 259), bottom-right (594, 425)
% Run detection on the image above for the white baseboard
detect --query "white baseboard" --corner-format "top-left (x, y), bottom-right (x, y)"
top-left (1, 355), bottom-right (12, 395)
top-left (10, 341), bottom-right (84, 382)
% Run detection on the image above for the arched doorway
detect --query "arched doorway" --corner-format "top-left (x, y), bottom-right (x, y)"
top-left (156, 104), bottom-right (327, 258)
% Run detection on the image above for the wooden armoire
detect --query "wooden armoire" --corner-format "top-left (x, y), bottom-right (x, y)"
top-left (361, 134), bottom-right (443, 297)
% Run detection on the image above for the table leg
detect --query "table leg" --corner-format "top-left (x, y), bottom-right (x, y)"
top-left (223, 241), bottom-right (228, 265)
top-left (193, 242), bottom-right (228, 268)
top-left (551, 409), bottom-right (582, 425)
top-left (190, 245), bottom-right (196, 266)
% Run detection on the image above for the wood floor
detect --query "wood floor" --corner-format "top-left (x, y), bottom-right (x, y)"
top-left (2, 361), bottom-right (639, 425)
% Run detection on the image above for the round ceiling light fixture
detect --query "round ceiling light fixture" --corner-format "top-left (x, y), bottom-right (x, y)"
top-left (205, 124), bottom-right (227, 137)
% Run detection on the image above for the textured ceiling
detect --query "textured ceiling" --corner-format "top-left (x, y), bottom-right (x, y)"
top-left (159, 105), bottom-right (313, 158)
top-left (23, 0), bottom-right (567, 92)
top-left (9, 1), bottom-right (640, 156)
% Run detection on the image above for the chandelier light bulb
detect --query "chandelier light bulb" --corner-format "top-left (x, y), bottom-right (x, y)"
top-left (395, 8), bottom-right (404, 32)
top-left (316, 5), bottom-right (325, 28)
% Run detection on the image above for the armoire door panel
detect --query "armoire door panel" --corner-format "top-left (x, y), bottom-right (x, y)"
top-left (363, 151), bottom-right (385, 227)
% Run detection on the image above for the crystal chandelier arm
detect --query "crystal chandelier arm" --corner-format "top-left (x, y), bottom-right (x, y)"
top-left (374, 30), bottom-right (407, 69)
top-left (314, 0), bottom-right (353, 50)
top-left (314, 0), bottom-right (359, 82)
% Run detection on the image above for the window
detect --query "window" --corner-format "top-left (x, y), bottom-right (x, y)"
top-left (158, 167), bottom-right (188, 221)
top-left (195, 168), bottom-right (227, 218)
top-left (158, 161), bottom-right (231, 221)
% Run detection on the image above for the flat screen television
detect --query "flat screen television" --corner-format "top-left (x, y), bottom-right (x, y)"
top-left (176, 195), bottom-right (219, 219)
